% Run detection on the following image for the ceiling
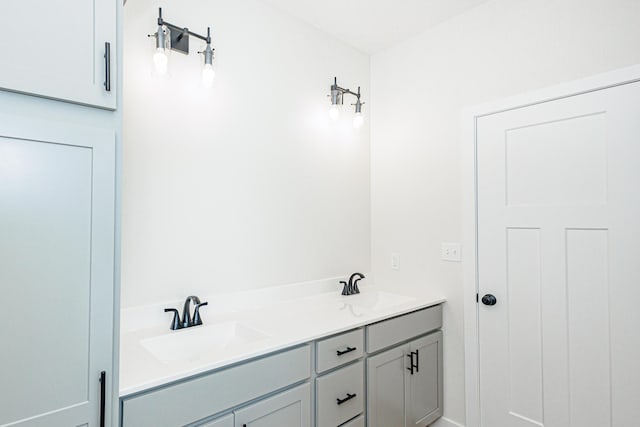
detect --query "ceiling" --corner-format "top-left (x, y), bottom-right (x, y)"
top-left (263, 0), bottom-right (491, 54)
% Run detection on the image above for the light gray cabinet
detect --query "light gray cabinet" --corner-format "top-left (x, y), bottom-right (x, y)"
top-left (234, 383), bottom-right (311, 427)
top-left (0, 115), bottom-right (117, 427)
top-left (316, 361), bottom-right (364, 427)
top-left (367, 331), bottom-right (443, 427)
top-left (0, 0), bottom-right (117, 109)
top-left (121, 346), bottom-right (310, 427)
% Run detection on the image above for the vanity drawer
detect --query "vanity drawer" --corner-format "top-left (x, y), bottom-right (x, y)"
top-left (316, 361), bottom-right (364, 427)
top-left (121, 345), bottom-right (311, 427)
top-left (316, 328), bottom-right (364, 373)
top-left (366, 305), bottom-right (442, 353)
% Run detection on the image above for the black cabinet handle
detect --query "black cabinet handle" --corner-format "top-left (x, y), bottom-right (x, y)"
top-left (415, 349), bottom-right (419, 373)
top-left (99, 371), bottom-right (106, 427)
top-left (336, 346), bottom-right (356, 356)
top-left (336, 393), bottom-right (357, 405)
top-left (104, 42), bottom-right (111, 92)
top-left (407, 351), bottom-right (418, 375)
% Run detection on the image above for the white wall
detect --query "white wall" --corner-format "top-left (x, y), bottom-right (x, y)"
top-left (122, 0), bottom-right (370, 307)
top-left (370, 0), bottom-right (640, 424)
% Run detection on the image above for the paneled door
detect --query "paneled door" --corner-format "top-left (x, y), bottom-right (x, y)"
top-left (476, 81), bottom-right (640, 427)
top-left (0, 115), bottom-right (116, 426)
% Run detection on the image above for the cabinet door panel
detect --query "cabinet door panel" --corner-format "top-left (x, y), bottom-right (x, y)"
top-left (367, 346), bottom-right (408, 427)
top-left (0, 115), bottom-right (116, 427)
top-left (0, 0), bottom-right (116, 108)
top-left (234, 383), bottom-right (310, 427)
top-left (409, 331), bottom-right (443, 426)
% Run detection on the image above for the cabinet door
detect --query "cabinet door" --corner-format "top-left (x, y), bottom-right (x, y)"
top-left (234, 383), bottom-right (311, 427)
top-left (367, 345), bottom-right (408, 427)
top-left (0, 115), bottom-right (116, 426)
top-left (0, 0), bottom-right (116, 109)
top-left (408, 331), bottom-right (443, 426)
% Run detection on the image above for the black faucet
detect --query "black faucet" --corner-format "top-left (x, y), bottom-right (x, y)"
top-left (164, 295), bottom-right (208, 330)
top-left (341, 273), bottom-right (365, 296)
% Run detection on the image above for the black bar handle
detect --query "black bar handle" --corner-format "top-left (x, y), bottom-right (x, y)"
top-left (407, 352), bottom-right (414, 375)
top-left (104, 42), bottom-right (111, 92)
top-left (336, 392), bottom-right (356, 405)
top-left (336, 346), bottom-right (356, 356)
top-left (415, 349), bottom-right (419, 373)
top-left (99, 371), bottom-right (106, 427)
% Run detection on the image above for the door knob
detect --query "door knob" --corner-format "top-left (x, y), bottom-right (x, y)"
top-left (481, 294), bottom-right (497, 306)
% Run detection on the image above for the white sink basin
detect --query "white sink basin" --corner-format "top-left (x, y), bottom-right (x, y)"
top-left (338, 291), bottom-right (415, 314)
top-left (141, 321), bottom-right (269, 364)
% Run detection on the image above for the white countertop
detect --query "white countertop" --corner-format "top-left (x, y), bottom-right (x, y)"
top-left (119, 281), bottom-right (445, 397)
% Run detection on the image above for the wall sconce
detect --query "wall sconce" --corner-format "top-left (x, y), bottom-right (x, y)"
top-left (329, 77), bottom-right (365, 128)
top-left (149, 8), bottom-right (215, 88)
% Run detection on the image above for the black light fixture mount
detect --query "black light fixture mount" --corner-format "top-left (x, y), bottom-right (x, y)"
top-left (148, 7), bottom-right (215, 86)
top-left (329, 77), bottom-right (365, 127)
top-left (150, 7), bottom-right (211, 54)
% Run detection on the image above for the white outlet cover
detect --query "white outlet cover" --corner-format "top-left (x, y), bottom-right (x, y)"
top-left (441, 243), bottom-right (462, 262)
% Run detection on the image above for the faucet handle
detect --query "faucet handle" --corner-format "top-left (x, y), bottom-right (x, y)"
top-left (164, 308), bottom-right (182, 330)
top-left (193, 301), bottom-right (208, 326)
top-left (340, 281), bottom-right (349, 296)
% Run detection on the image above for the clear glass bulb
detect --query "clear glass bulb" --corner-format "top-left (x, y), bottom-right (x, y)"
top-left (202, 63), bottom-right (215, 88)
top-left (329, 105), bottom-right (340, 120)
top-left (353, 112), bottom-right (364, 128)
top-left (153, 48), bottom-right (168, 75)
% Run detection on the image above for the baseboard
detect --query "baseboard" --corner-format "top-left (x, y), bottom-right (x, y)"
top-left (430, 416), bottom-right (465, 427)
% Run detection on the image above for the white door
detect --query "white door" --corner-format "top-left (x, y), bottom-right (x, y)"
top-left (0, 115), bottom-right (116, 426)
top-left (477, 81), bottom-right (640, 427)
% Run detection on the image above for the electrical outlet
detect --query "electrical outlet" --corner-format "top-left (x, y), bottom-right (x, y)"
top-left (441, 243), bottom-right (462, 262)
top-left (391, 252), bottom-right (400, 270)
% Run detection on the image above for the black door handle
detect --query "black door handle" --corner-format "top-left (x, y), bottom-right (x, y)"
top-left (99, 371), bottom-right (106, 427)
top-left (482, 294), bottom-right (497, 306)
top-left (104, 42), bottom-right (111, 92)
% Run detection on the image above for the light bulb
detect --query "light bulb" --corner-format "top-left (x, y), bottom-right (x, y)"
top-left (329, 105), bottom-right (340, 120)
top-left (202, 63), bottom-right (215, 88)
top-left (353, 112), bottom-right (364, 128)
top-left (153, 48), bottom-right (168, 75)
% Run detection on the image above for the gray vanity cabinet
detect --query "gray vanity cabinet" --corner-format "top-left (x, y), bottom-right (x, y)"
top-left (367, 331), bottom-right (443, 427)
top-left (365, 305), bottom-right (443, 427)
top-left (407, 332), bottom-right (443, 426)
top-left (234, 383), bottom-right (311, 427)
top-left (367, 345), bottom-right (407, 427)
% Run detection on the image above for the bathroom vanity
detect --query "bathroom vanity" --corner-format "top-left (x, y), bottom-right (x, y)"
top-left (119, 286), bottom-right (444, 427)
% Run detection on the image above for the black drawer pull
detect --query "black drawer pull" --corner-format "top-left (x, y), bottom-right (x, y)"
top-left (336, 346), bottom-right (356, 356)
top-left (336, 393), bottom-right (357, 405)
